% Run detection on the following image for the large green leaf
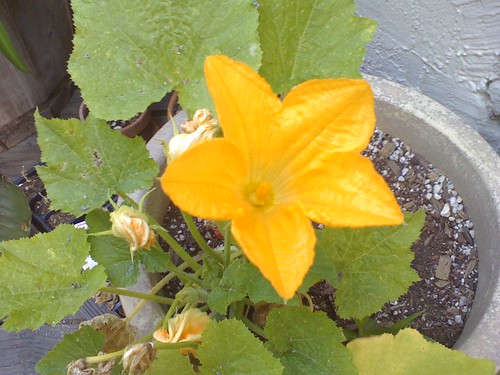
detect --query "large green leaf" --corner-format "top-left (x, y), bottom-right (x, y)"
top-left (35, 112), bottom-right (158, 217)
top-left (0, 175), bottom-right (31, 240)
top-left (150, 350), bottom-right (195, 374)
top-left (0, 225), bottom-right (107, 331)
top-left (68, 0), bottom-right (261, 120)
top-left (266, 306), bottom-right (357, 375)
top-left (198, 319), bottom-right (283, 374)
top-left (258, 0), bottom-right (377, 94)
top-left (316, 211), bottom-right (424, 319)
top-left (35, 326), bottom-right (106, 375)
top-left (347, 328), bottom-right (496, 375)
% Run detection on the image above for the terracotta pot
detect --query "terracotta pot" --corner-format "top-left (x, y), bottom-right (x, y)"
top-left (78, 101), bottom-right (159, 141)
top-left (125, 77), bottom-right (500, 368)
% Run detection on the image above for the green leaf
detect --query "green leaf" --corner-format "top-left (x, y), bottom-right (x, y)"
top-left (316, 211), bottom-right (424, 319)
top-left (258, 0), bottom-right (377, 94)
top-left (140, 243), bottom-right (171, 273)
top-left (0, 175), bottom-right (31, 240)
top-left (150, 350), bottom-right (195, 374)
top-left (300, 245), bottom-right (339, 293)
top-left (35, 326), bottom-right (106, 375)
top-left (347, 328), bottom-right (496, 375)
top-left (68, 0), bottom-right (261, 120)
top-left (208, 259), bottom-right (287, 315)
top-left (35, 112), bottom-right (158, 217)
top-left (87, 209), bottom-right (140, 287)
top-left (0, 225), bottom-right (107, 331)
top-left (265, 306), bottom-right (357, 375)
top-left (198, 319), bottom-right (283, 374)
top-left (0, 19), bottom-right (29, 73)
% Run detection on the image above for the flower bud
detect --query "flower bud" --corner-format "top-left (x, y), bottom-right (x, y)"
top-left (168, 123), bottom-right (219, 162)
top-left (122, 342), bottom-right (156, 375)
top-left (181, 108), bottom-right (217, 133)
top-left (67, 359), bottom-right (95, 374)
top-left (110, 205), bottom-right (155, 253)
top-left (168, 109), bottom-right (219, 162)
top-left (153, 308), bottom-right (211, 355)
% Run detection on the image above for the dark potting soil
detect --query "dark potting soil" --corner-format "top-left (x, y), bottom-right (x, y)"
top-left (160, 128), bottom-right (478, 348)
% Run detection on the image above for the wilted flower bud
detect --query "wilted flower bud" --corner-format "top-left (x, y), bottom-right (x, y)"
top-left (153, 308), bottom-right (211, 355)
top-left (97, 357), bottom-right (115, 375)
top-left (67, 359), bottom-right (95, 374)
top-left (181, 108), bottom-right (217, 133)
top-left (122, 342), bottom-right (156, 375)
top-left (80, 314), bottom-right (136, 353)
top-left (110, 205), bottom-right (155, 253)
top-left (168, 109), bottom-right (219, 161)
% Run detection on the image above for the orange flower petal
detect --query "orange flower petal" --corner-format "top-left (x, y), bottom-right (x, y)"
top-left (204, 55), bottom-right (281, 169)
top-left (231, 204), bottom-right (316, 300)
top-left (273, 79), bottom-right (375, 173)
top-left (289, 153), bottom-right (403, 227)
top-left (161, 138), bottom-right (248, 220)
top-left (153, 328), bottom-right (170, 343)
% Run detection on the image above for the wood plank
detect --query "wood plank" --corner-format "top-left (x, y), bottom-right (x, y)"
top-left (0, 134), bottom-right (40, 180)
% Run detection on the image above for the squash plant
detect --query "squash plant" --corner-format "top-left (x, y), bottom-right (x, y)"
top-left (0, 1), bottom-right (496, 374)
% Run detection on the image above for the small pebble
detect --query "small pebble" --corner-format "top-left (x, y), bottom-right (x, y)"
top-left (440, 203), bottom-right (451, 217)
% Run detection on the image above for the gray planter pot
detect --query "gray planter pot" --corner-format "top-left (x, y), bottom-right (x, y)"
top-left (125, 77), bottom-right (500, 367)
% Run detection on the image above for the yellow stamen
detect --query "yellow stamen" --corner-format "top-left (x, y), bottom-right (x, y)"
top-left (248, 181), bottom-right (273, 207)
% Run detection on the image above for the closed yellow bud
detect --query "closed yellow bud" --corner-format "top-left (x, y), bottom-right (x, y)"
top-left (109, 206), bottom-right (155, 253)
top-left (181, 108), bottom-right (217, 133)
top-left (167, 109), bottom-right (219, 162)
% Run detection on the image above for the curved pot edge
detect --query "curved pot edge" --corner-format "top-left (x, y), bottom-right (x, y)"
top-left (365, 74), bottom-right (500, 366)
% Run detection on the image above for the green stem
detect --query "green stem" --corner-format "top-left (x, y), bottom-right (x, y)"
top-left (162, 300), bottom-right (180, 329)
top-left (126, 255), bottom-right (204, 321)
top-left (86, 348), bottom-right (126, 364)
top-left (242, 317), bottom-right (267, 339)
top-left (164, 261), bottom-right (206, 287)
top-left (117, 192), bottom-right (139, 208)
top-left (182, 211), bottom-right (224, 264)
top-left (223, 223), bottom-right (232, 268)
top-left (154, 341), bottom-right (199, 350)
top-left (99, 287), bottom-right (174, 305)
top-left (153, 224), bottom-right (201, 271)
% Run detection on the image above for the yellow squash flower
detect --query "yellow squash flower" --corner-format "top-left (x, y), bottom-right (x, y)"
top-left (161, 55), bottom-right (403, 299)
top-left (153, 308), bottom-right (211, 355)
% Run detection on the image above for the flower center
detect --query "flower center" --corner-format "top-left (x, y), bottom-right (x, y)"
top-left (247, 181), bottom-right (273, 207)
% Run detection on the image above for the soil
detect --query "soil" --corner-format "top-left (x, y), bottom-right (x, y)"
top-left (159, 128), bottom-right (478, 348)
top-left (15, 128), bottom-right (478, 348)
top-left (15, 168), bottom-right (77, 234)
